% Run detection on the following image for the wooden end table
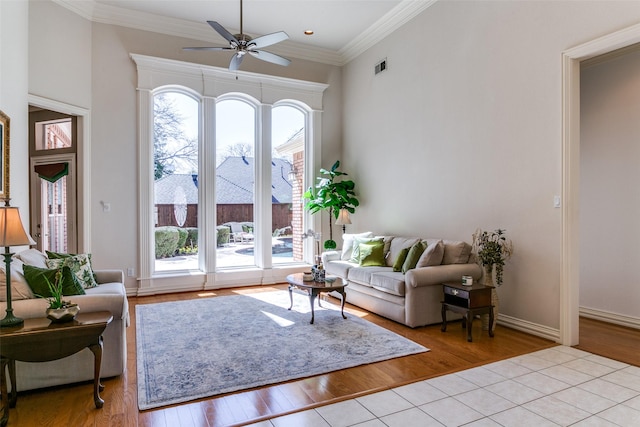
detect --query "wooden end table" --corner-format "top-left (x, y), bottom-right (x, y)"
top-left (441, 282), bottom-right (494, 342)
top-left (286, 273), bottom-right (347, 324)
top-left (0, 311), bottom-right (113, 427)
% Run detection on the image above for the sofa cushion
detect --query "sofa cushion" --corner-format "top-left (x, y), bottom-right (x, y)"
top-left (441, 240), bottom-right (472, 264)
top-left (402, 241), bottom-right (427, 273)
top-left (386, 237), bottom-right (420, 267)
top-left (23, 265), bottom-right (86, 298)
top-left (15, 249), bottom-right (48, 268)
top-left (416, 239), bottom-right (445, 267)
top-left (359, 241), bottom-right (386, 267)
top-left (0, 259), bottom-right (34, 301)
top-left (347, 266), bottom-right (390, 286)
top-left (340, 232), bottom-right (374, 260)
top-left (324, 260), bottom-right (356, 278)
top-left (370, 271), bottom-right (406, 297)
top-left (392, 247), bottom-right (410, 272)
top-left (46, 254), bottom-right (99, 289)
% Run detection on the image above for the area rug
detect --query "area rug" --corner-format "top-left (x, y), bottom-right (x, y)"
top-left (136, 291), bottom-right (428, 410)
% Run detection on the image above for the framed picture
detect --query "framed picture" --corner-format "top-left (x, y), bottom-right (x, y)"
top-left (0, 110), bottom-right (9, 200)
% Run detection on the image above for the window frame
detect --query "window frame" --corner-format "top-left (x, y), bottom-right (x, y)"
top-left (132, 54), bottom-right (328, 294)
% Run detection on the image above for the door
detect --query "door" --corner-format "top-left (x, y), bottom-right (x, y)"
top-left (28, 109), bottom-right (77, 253)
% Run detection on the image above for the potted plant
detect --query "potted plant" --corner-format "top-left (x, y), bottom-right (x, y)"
top-left (471, 228), bottom-right (513, 331)
top-left (303, 160), bottom-right (359, 250)
top-left (472, 228), bottom-right (513, 287)
top-left (41, 270), bottom-right (80, 323)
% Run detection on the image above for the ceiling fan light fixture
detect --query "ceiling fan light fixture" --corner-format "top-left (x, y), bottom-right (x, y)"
top-left (181, 0), bottom-right (290, 71)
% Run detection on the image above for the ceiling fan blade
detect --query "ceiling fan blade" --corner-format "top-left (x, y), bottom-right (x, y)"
top-left (250, 31), bottom-right (289, 49)
top-left (208, 21), bottom-right (239, 46)
top-left (183, 47), bottom-right (235, 51)
top-left (229, 53), bottom-right (245, 71)
top-left (248, 50), bottom-right (291, 67)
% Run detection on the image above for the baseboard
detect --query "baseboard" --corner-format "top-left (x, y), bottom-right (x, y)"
top-left (579, 306), bottom-right (640, 330)
top-left (497, 314), bottom-right (560, 343)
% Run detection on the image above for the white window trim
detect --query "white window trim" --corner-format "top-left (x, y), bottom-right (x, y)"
top-left (131, 54), bottom-right (328, 294)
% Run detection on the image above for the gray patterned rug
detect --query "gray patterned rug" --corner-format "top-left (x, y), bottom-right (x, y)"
top-left (136, 290), bottom-right (428, 410)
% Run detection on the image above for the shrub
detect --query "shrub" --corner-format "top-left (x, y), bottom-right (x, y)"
top-left (155, 226), bottom-right (180, 258)
top-left (216, 225), bottom-right (230, 247)
top-left (176, 227), bottom-right (188, 249)
top-left (185, 227), bottom-right (198, 248)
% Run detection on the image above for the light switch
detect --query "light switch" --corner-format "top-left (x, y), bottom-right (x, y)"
top-left (102, 202), bottom-right (111, 213)
top-left (553, 196), bottom-right (561, 208)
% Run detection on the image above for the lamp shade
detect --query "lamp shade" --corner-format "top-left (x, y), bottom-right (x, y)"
top-left (335, 208), bottom-right (352, 226)
top-left (0, 207), bottom-right (36, 247)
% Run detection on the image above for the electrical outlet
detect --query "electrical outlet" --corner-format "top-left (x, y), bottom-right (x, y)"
top-left (127, 268), bottom-right (135, 277)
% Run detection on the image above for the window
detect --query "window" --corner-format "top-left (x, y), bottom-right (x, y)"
top-left (132, 54), bottom-right (328, 290)
top-left (153, 91), bottom-right (199, 273)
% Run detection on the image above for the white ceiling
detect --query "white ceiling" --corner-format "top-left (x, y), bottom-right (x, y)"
top-left (53, 0), bottom-right (436, 65)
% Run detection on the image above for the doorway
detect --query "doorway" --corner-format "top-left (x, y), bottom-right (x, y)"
top-left (561, 22), bottom-right (640, 345)
top-left (28, 108), bottom-right (78, 253)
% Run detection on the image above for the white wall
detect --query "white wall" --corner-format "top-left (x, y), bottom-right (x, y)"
top-left (1, 0), bottom-right (29, 227)
top-left (341, 0), bottom-right (640, 330)
top-left (580, 48), bottom-right (640, 321)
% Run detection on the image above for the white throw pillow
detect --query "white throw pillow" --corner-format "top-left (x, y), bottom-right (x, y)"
top-left (0, 259), bottom-right (35, 301)
top-left (340, 232), bottom-right (374, 260)
top-left (15, 248), bottom-right (48, 268)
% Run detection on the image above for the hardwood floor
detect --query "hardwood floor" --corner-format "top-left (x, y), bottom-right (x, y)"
top-left (6, 285), bottom-right (636, 427)
top-left (575, 316), bottom-right (640, 367)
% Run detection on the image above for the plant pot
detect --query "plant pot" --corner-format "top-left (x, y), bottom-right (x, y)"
top-left (46, 304), bottom-right (80, 323)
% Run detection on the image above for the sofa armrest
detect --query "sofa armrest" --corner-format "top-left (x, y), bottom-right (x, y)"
top-left (94, 269), bottom-right (124, 284)
top-left (321, 251), bottom-right (341, 264)
top-left (405, 263), bottom-right (482, 289)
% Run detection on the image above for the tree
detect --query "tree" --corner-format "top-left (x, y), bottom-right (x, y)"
top-left (154, 94), bottom-right (198, 180)
top-left (224, 142), bottom-right (254, 159)
top-left (303, 160), bottom-right (359, 250)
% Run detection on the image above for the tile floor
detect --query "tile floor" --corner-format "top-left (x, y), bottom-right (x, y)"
top-left (248, 346), bottom-right (640, 427)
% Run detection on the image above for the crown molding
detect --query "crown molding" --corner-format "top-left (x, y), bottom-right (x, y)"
top-left (52, 0), bottom-right (435, 66)
top-left (339, 0), bottom-right (437, 64)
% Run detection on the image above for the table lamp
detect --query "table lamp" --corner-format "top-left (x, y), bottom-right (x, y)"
top-left (335, 208), bottom-right (352, 233)
top-left (1, 207), bottom-right (36, 328)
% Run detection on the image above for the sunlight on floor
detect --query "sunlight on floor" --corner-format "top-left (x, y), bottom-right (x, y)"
top-left (261, 310), bottom-right (295, 327)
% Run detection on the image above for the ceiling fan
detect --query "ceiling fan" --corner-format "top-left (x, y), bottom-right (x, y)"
top-left (183, 0), bottom-right (291, 71)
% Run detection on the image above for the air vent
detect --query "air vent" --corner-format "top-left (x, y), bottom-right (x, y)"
top-left (374, 58), bottom-right (387, 75)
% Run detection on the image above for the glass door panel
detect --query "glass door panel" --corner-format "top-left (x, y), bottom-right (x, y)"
top-left (272, 106), bottom-right (305, 264)
top-left (215, 99), bottom-right (256, 268)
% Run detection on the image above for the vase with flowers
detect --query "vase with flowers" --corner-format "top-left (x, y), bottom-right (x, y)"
top-left (472, 228), bottom-right (513, 331)
top-left (40, 270), bottom-right (80, 323)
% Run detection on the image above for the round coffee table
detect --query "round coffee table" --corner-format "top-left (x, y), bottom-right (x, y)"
top-left (286, 273), bottom-right (347, 324)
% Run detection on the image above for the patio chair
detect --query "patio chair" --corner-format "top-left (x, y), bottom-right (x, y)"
top-left (224, 222), bottom-right (253, 243)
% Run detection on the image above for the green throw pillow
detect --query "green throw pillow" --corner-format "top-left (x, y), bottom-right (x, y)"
top-left (46, 251), bottom-right (99, 283)
top-left (392, 247), bottom-right (410, 272)
top-left (46, 253), bottom-right (99, 289)
top-left (359, 241), bottom-right (385, 267)
top-left (350, 237), bottom-right (383, 263)
top-left (402, 241), bottom-right (428, 273)
top-left (23, 265), bottom-right (86, 298)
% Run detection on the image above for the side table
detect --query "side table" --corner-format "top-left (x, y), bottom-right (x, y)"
top-left (441, 282), bottom-right (494, 342)
top-left (0, 311), bottom-right (113, 427)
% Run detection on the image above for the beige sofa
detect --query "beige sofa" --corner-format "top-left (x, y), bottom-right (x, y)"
top-left (322, 233), bottom-right (482, 328)
top-left (0, 249), bottom-right (129, 391)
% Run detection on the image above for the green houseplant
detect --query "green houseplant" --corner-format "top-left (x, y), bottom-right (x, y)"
top-left (472, 228), bottom-right (513, 287)
top-left (41, 270), bottom-right (80, 322)
top-left (303, 160), bottom-right (359, 250)
top-left (471, 228), bottom-right (513, 332)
